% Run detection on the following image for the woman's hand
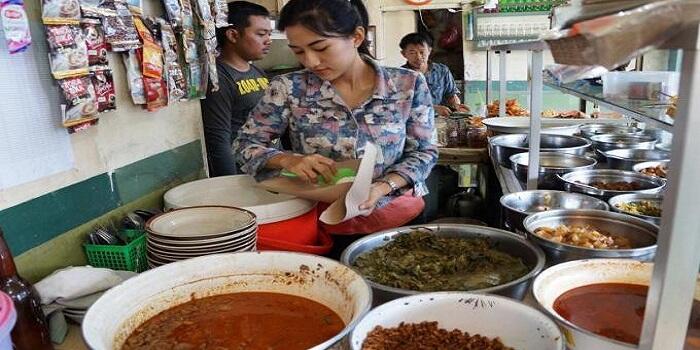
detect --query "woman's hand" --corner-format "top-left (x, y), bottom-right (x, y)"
top-left (454, 104), bottom-right (469, 112)
top-left (359, 182), bottom-right (393, 211)
top-left (434, 105), bottom-right (452, 116)
top-left (277, 154), bottom-right (337, 183)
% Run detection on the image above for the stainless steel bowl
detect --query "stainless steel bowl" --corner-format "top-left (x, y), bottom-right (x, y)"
top-left (589, 134), bottom-right (657, 153)
top-left (490, 134), bottom-right (591, 168)
top-left (340, 224), bottom-right (546, 305)
top-left (500, 190), bottom-right (609, 235)
top-left (579, 124), bottom-right (641, 139)
top-left (558, 169), bottom-right (666, 200)
top-left (523, 209), bottom-right (658, 265)
top-left (656, 143), bottom-right (672, 152)
top-left (600, 148), bottom-right (671, 170)
top-left (609, 193), bottom-right (663, 226)
top-left (510, 152), bottom-right (597, 190)
top-left (633, 160), bottom-right (669, 178)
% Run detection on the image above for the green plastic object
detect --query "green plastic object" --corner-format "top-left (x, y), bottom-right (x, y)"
top-left (281, 167), bottom-right (357, 186)
top-left (84, 231), bottom-right (148, 272)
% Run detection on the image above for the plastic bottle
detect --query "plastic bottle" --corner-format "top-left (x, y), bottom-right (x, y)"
top-left (0, 228), bottom-right (53, 350)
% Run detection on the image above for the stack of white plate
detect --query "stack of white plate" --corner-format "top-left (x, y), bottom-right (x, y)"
top-left (56, 291), bottom-right (104, 324)
top-left (145, 206), bottom-right (257, 268)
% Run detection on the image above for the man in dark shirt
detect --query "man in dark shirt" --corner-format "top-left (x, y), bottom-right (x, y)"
top-left (400, 32), bottom-right (469, 117)
top-left (201, 1), bottom-right (272, 176)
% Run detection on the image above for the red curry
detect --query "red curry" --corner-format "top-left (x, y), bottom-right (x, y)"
top-left (122, 292), bottom-right (345, 350)
top-left (554, 283), bottom-right (700, 346)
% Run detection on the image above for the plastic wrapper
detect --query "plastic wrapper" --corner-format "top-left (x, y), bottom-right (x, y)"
top-left (158, 19), bottom-right (186, 101)
top-left (143, 76), bottom-right (168, 111)
top-left (545, 63), bottom-right (609, 84)
top-left (126, 0), bottom-right (141, 14)
top-left (101, 0), bottom-right (140, 52)
top-left (82, 19), bottom-right (109, 70)
top-left (42, 0), bottom-right (80, 24)
top-left (46, 24), bottom-right (90, 79)
top-left (211, 0), bottom-right (227, 28)
top-left (59, 76), bottom-right (99, 122)
top-left (122, 50), bottom-right (146, 104)
top-left (192, 0), bottom-right (218, 91)
top-left (91, 69), bottom-right (116, 112)
top-left (79, 0), bottom-right (115, 18)
top-left (162, 0), bottom-right (183, 31)
top-left (545, 0), bottom-right (700, 69)
top-left (133, 16), bottom-right (163, 79)
top-left (1, 0), bottom-right (31, 54)
top-left (180, 0), bottom-right (194, 30)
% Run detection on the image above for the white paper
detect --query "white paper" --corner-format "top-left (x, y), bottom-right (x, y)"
top-left (319, 142), bottom-right (378, 225)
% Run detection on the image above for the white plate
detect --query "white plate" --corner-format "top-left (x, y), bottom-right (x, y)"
top-left (147, 229), bottom-right (256, 251)
top-left (147, 236), bottom-right (257, 256)
top-left (350, 292), bottom-right (564, 350)
top-left (147, 240), bottom-right (257, 259)
top-left (147, 225), bottom-right (257, 246)
top-left (146, 206), bottom-right (256, 239)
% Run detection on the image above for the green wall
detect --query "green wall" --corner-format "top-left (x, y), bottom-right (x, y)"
top-left (0, 140), bottom-right (204, 282)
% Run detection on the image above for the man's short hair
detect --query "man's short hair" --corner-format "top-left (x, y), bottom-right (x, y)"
top-left (216, 1), bottom-right (270, 48)
top-left (399, 32), bottom-right (433, 50)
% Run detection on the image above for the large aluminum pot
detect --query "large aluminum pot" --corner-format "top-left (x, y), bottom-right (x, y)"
top-left (589, 134), bottom-right (657, 153)
top-left (533, 259), bottom-right (699, 350)
top-left (489, 133), bottom-right (591, 168)
top-left (558, 169), bottom-right (666, 201)
top-left (350, 292), bottom-right (565, 350)
top-left (579, 124), bottom-right (641, 139)
top-left (510, 152), bottom-right (597, 190)
top-left (82, 252), bottom-right (372, 350)
top-left (609, 193), bottom-right (663, 226)
top-left (340, 224), bottom-right (545, 305)
top-left (599, 148), bottom-right (671, 171)
top-left (523, 209), bottom-right (658, 266)
top-left (500, 190), bottom-right (609, 235)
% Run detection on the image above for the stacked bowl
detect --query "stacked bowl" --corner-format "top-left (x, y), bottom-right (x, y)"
top-left (145, 206), bottom-right (257, 268)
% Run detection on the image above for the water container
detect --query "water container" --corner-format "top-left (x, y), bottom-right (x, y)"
top-left (0, 291), bottom-right (16, 350)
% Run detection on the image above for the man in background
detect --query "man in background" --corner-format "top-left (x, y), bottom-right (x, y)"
top-left (201, 1), bottom-right (272, 176)
top-left (400, 32), bottom-right (469, 117)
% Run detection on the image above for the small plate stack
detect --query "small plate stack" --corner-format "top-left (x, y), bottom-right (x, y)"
top-left (145, 206), bottom-right (257, 268)
top-left (56, 291), bottom-right (104, 324)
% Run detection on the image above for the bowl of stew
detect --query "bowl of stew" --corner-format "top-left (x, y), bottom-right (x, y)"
top-left (82, 251), bottom-right (373, 350)
top-left (533, 259), bottom-right (700, 350)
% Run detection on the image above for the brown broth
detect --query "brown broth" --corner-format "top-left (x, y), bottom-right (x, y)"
top-left (554, 283), bottom-right (700, 346)
top-left (122, 292), bottom-right (345, 350)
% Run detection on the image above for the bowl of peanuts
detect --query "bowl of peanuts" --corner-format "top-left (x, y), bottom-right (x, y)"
top-left (523, 209), bottom-right (658, 266)
top-left (349, 292), bottom-right (565, 350)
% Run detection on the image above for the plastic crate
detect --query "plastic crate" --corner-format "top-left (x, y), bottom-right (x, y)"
top-left (84, 231), bottom-right (148, 272)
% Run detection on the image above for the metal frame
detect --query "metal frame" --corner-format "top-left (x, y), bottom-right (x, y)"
top-left (488, 22), bottom-right (700, 347)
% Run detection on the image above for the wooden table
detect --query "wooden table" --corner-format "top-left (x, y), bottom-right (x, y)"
top-left (437, 147), bottom-right (489, 165)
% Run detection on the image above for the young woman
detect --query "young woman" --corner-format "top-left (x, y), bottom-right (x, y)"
top-left (233, 0), bottom-right (437, 237)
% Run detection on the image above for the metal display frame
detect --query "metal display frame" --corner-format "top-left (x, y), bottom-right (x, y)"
top-left (487, 23), bottom-right (700, 348)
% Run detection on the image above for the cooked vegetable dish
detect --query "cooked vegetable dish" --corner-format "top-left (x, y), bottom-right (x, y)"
top-left (640, 165), bottom-right (668, 178)
top-left (362, 321), bottom-right (513, 350)
top-left (352, 230), bottom-right (529, 291)
top-left (581, 181), bottom-right (643, 191)
top-left (534, 224), bottom-right (632, 249)
top-left (616, 201), bottom-right (662, 217)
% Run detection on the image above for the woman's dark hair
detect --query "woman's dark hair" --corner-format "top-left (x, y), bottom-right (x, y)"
top-left (216, 1), bottom-right (270, 48)
top-left (278, 0), bottom-right (372, 57)
top-left (399, 32), bottom-right (433, 50)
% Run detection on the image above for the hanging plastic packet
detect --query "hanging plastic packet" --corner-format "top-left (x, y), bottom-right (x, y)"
top-left (1, 0), bottom-right (31, 54)
top-left (126, 0), bottom-right (141, 15)
top-left (46, 24), bottom-right (90, 79)
top-left (211, 0), bottom-right (227, 28)
top-left (133, 16), bottom-right (163, 79)
top-left (192, 0), bottom-right (218, 91)
top-left (102, 0), bottom-right (140, 51)
top-left (187, 60), bottom-right (204, 99)
top-left (158, 19), bottom-right (186, 101)
top-left (180, 0), bottom-right (193, 30)
top-left (59, 75), bottom-right (99, 122)
top-left (42, 0), bottom-right (81, 24)
top-left (162, 0), bottom-right (182, 31)
top-left (91, 69), bottom-right (116, 112)
top-left (143, 76), bottom-right (168, 111)
top-left (81, 18), bottom-right (108, 70)
top-left (78, 0), bottom-right (109, 18)
top-left (65, 117), bottom-right (99, 133)
top-left (122, 50), bottom-right (146, 104)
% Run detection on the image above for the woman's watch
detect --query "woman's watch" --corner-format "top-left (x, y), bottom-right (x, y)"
top-left (377, 177), bottom-right (400, 195)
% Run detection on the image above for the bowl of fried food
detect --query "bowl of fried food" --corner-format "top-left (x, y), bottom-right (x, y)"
top-left (523, 209), bottom-right (658, 265)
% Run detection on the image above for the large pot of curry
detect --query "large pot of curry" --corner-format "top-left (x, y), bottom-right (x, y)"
top-left (82, 251), bottom-right (373, 349)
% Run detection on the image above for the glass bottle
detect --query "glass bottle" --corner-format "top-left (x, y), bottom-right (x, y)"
top-left (0, 228), bottom-right (53, 350)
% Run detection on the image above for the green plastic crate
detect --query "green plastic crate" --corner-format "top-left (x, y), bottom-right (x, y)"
top-left (84, 231), bottom-right (148, 272)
